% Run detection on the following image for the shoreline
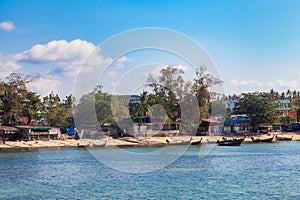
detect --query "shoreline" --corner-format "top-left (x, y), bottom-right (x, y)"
top-left (1, 133), bottom-right (300, 152)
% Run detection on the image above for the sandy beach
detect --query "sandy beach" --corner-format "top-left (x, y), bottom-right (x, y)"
top-left (1, 132), bottom-right (299, 151)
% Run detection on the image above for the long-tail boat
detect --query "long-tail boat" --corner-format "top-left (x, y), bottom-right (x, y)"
top-left (190, 138), bottom-right (202, 145)
top-left (217, 136), bottom-right (246, 146)
top-left (275, 135), bottom-right (293, 141)
top-left (91, 141), bottom-right (107, 147)
top-left (251, 135), bottom-right (275, 143)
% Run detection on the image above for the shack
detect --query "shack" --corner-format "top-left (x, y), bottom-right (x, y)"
top-left (15, 126), bottom-right (59, 141)
top-left (197, 119), bottom-right (220, 136)
top-left (222, 119), bottom-right (251, 134)
top-left (0, 126), bottom-right (20, 142)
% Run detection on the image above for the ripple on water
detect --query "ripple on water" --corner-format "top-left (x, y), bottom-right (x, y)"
top-left (0, 142), bottom-right (300, 199)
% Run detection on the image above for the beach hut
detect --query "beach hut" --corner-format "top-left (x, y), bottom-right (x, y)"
top-left (15, 126), bottom-right (59, 141)
top-left (197, 119), bottom-right (220, 136)
top-left (223, 119), bottom-right (251, 135)
top-left (0, 126), bottom-right (20, 142)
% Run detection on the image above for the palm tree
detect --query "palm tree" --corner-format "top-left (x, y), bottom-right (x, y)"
top-left (135, 91), bottom-right (152, 120)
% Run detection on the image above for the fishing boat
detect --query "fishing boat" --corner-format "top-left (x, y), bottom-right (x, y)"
top-left (217, 136), bottom-right (245, 146)
top-left (217, 137), bottom-right (244, 146)
top-left (91, 141), bottom-right (107, 147)
top-left (166, 138), bottom-right (192, 145)
top-left (123, 138), bottom-right (140, 144)
top-left (275, 135), bottom-right (293, 141)
top-left (77, 142), bottom-right (91, 148)
top-left (217, 140), bottom-right (242, 146)
top-left (190, 138), bottom-right (202, 145)
top-left (251, 135), bottom-right (275, 143)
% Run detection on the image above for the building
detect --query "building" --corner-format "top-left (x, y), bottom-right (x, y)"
top-left (224, 98), bottom-right (239, 111)
top-left (0, 126), bottom-right (20, 142)
top-left (222, 119), bottom-right (251, 134)
top-left (197, 119), bottom-right (220, 136)
top-left (224, 94), bottom-right (245, 111)
top-left (15, 126), bottom-right (60, 141)
top-left (275, 99), bottom-right (291, 116)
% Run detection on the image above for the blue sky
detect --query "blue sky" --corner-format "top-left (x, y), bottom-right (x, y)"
top-left (1, 0), bottom-right (300, 97)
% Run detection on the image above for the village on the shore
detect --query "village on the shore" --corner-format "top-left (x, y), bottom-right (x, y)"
top-left (1, 68), bottom-right (300, 150)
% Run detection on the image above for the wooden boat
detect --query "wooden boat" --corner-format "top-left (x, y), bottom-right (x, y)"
top-left (251, 135), bottom-right (274, 143)
top-left (217, 136), bottom-right (245, 146)
top-left (190, 138), bottom-right (202, 145)
top-left (77, 142), bottom-right (91, 148)
top-left (217, 140), bottom-right (242, 146)
top-left (275, 135), bottom-right (293, 141)
top-left (91, 141), bottom-right (106, 147)
top-left (166, 138), bottom-right (192, 145)
top-left (123, 138), bottom-right (140, 144)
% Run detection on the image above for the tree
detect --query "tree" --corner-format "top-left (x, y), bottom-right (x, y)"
top-left (280, 115), bottom-right (296, 125)
top-left (209, 100), bottom-right (226, 118)
top-left (147, 66), bottom-right (184, 120)
top-left (42, 92), bottom-right (69, 127)
top-left (21, 91), bottom-right (41, 124)
top-left (147, 65), bottom-right (223, 134)
top-left (94, 86), bottom-right (114, 124)
top-left (193, 66), bottom-right (223, 119)
top-left (75, 86), bottom-right (114, 126)
top-left (0, 73), bottom-right (40, 125)
top-left (234, 92), bottom-right (280, 129)
top-left (133, 91), bottom-right (152, 122)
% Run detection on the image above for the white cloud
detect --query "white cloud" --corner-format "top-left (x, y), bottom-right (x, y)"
top-left (239, 80), bottom-right (256, 86)
top-left (27, 76), bottom-right (61, 97)
top-left (0, 39), bottom-right (131, 77)
top-left (267, 82), bottom-right (274, 87)
top-left (17, 39), bottom-right (99, 76)
top-left (0, 39), bottom-right (132, 97)
top-left (277, 80), bottom-right (298, 89)
top-left (0, 21), bottom-right (16, 32)
top-left (229, 79), bottom-right (262, 87)
top-left (20, 39), bottom-right (95, 63)
top-left (0, 52), bottom-right (21, 78)
top-left (229, 80), bottom-right (239, 87)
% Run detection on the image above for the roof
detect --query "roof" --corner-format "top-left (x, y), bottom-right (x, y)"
top-left (14, 125), bottom-right (51, 130)
top-left (0, 126), bottom-right (19, 133)
top-left (276, 99), bottom-right (290, 103)
top-left (223, 119), bottom-right (251, 123)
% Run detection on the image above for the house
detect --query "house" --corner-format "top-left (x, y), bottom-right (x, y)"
top-left (224, 98), bottom-right (239, 111)
top-left (224, 94), bottom-right (245, 111)
top-left (0, 126), bottom-right (20, 142)
top-left (15, 126), bottom-right (60, 141)
top-left (197, 119), bottom-right (220, 136)
top-left (222, 119), bottom-right (251, 134)
top-left (275, 99), bottom-right (291, 116)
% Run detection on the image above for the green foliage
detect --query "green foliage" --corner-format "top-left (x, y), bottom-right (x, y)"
top-left (0, 73), bottom-right (40, 125)
top-left (280, 115), bottom-right (296, 125)
top-left (147, 65), bottom-right (223, 123)
top-left (193, 66), bottom-right (223, 110)
top-left (75, 86), bottom-right (117, 125)
top-left (42, 92), bottom-right (69, 127)
top-left (208, 100), bottom-right (226, 118)
top-left (234, 92), bottom-right (280, 128)
top-left (21, 91), bottom-right (42, 123)
top-left (130, 91), bottom-right (153, 123)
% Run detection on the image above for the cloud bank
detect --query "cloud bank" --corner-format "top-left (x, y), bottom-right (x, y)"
top-left (0, 39), bottom-right (130, 97)
top-left (0, 21), bottom-right (16, 32)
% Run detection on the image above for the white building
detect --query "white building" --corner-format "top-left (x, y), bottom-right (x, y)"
top-left (224, 98), bottom-right (239, 111)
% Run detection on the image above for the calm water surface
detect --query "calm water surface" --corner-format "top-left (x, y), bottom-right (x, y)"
top-left (1, 142), bottom-right (300, 199)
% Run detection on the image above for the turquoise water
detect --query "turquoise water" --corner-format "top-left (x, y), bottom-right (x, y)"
top-left (1, 142), bottom-right (300, 199)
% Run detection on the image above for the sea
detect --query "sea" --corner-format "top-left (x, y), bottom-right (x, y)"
top-left (1, 142), bottom-right (300, 199)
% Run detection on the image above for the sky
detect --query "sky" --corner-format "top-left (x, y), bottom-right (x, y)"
top-left (1, 0), bottom-right (300, 98)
